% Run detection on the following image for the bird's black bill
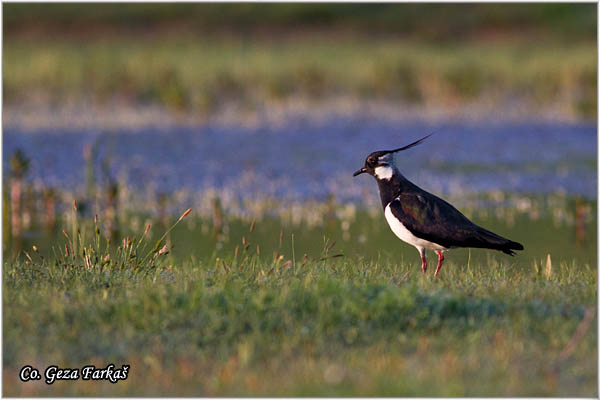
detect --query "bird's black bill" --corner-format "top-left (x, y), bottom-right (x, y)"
top-left (353, 167), bottom-right (367, 177)
top-left (388, 133), bottom-right (433, 153)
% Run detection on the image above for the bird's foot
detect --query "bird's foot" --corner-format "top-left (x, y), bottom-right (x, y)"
top-left (434, 250), bottom-right (444, 277)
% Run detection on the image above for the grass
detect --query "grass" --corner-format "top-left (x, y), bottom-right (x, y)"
top-left (3, 202), bottom-right (597, 396)
top-left (3, 36), bottom-right (596, 120)
top-left (4, 4), bottom-right (596, 41)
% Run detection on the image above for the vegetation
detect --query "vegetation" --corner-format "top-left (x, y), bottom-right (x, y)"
top-left (4, 37), bottom-right (596, 120)
top-left (4, 3), bottom-right (596, 40)
top-left (3, 4), bottom-right (597, 120)
top-left (3, 202), bottom-right (597, 396)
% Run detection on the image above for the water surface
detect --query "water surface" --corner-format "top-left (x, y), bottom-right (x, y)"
top-left (3, 116), bottom-right (596, 206)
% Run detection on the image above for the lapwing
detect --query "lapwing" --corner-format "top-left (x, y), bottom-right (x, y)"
top-left (353, 134), bottom-right (524, 276)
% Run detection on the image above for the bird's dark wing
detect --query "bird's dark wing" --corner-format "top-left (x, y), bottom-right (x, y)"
top-left (388, 191), bottom-right (523, 254)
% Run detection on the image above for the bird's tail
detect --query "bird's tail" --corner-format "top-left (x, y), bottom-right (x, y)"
top-left (499, 240), bottom-right (524, 256)
top-left (473, 227), bottom-right (524, 256)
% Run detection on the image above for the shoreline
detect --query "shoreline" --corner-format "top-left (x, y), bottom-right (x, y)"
top-left (3, 97), bottom-right (594, 132)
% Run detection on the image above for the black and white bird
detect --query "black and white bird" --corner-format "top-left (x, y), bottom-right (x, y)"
top-left (353, 134), bottom-right (523, 276)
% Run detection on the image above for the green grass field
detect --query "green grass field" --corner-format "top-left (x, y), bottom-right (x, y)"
top-left (4, 36), bottom-right (596, 120)
top-left (3, 202), bottom-right (597, 396)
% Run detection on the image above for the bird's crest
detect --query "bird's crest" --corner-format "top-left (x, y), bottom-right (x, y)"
top-left (385, 132), bottom-right (434, 155)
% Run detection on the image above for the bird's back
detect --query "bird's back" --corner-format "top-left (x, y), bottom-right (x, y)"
top-left (387, 182), bottom-right (524, 254)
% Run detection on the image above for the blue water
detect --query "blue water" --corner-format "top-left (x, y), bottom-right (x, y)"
top-left (3, 116), bottom-right (597, 204)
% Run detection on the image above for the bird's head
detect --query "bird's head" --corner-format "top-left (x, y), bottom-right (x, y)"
top-left (353, 133), bottom-right (433, 180)
top-left (353, 151), bottom-right (396, 180)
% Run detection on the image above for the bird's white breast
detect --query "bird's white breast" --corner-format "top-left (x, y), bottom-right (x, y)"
top-left (384, 203), bottom-right (447, 251)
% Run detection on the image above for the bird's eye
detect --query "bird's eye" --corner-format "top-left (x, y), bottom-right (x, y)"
top-left (367, 157), bottom-right (377, 167)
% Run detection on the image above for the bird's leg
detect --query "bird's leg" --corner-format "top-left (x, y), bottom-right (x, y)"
top-left (418, 248), bottom-right (427, 274)
top-left (434, 250), bottom-right (444, 277)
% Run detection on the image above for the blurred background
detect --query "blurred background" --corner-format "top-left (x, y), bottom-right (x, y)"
top-left (4, 3), bottom-right (597, 123)
top-left (2, 4), bottom-right (597, 396)
top-left (3, 3), bottom-right (596, 257)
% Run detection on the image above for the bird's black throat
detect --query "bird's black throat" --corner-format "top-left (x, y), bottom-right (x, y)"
top-left (375, 171), bottom-right (418, 208)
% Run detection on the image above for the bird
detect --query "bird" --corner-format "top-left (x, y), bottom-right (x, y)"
top-left (353, 134), bottom-right (524, 276)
